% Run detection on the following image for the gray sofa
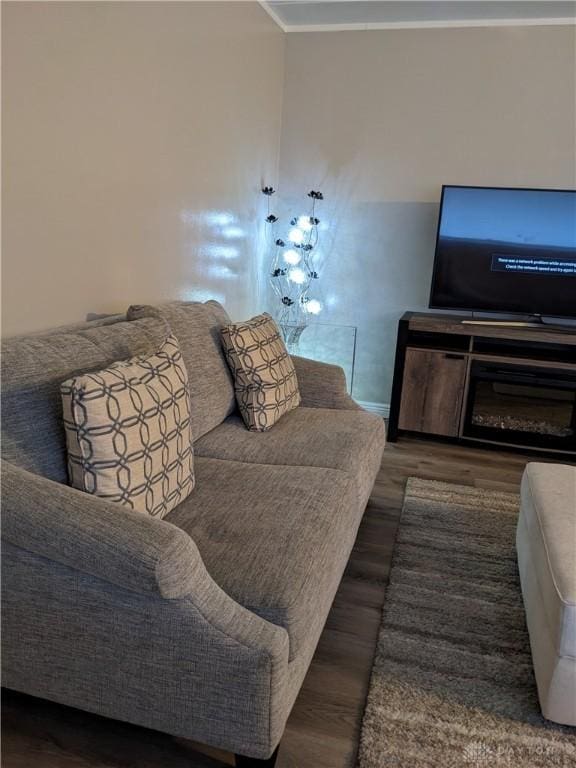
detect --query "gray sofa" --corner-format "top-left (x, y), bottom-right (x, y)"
top-left (1, 300), bottom-right (385, 766)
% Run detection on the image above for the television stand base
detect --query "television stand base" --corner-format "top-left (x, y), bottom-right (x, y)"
top-left (387, 312), bottom-right (576, 455)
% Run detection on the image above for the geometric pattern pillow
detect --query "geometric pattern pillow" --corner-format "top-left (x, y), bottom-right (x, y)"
top-left (61, 335), bottom-right (194, 518)
top-left (221, 313), bottom-right (300, 432)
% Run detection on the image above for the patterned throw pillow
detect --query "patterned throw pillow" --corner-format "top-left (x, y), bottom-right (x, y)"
top-left (61, 335), bottom-right (194, 518)
top-left (221, 313), bottom-right (300, 431)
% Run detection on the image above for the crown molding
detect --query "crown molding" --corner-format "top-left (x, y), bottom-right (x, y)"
top-left (259, 4), bottom-right (575, 34)
top-left (284, 18), bottom-right (576, 32)
top-left (258, 1), bottom-right (288, 32)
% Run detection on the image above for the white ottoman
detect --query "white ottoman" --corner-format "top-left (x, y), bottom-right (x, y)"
top-left (516, 462), bottom-right (576, 726)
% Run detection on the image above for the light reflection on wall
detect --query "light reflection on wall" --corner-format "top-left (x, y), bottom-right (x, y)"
top-left (207, 265), bottom-right (237, 280)
top-left (222, 226), bottom-right (245, 240)
top-left (181, 288), bottom-right (226, 304)
top-left (203, 211), bottom-right (235, 228)
top-left (179, 207), bottom-right (249, 315)
top-left (325, 294), bottom-right (338, 308)
top-left (199, 244), bottom-right (239, 261)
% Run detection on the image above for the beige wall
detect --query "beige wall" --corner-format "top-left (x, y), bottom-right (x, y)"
top-left (279, 26), bottom-right (576, 403)
top-left (4, 11), bottom-right (575, 403)
top-left (2, 1), bottom-right (284, 335)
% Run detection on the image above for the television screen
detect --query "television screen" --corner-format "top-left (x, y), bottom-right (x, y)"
top-left (429, 186), bottom-right (576, 318)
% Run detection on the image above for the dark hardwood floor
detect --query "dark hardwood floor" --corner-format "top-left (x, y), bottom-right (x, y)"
top-left (2, 437), bottom-right (544, 768)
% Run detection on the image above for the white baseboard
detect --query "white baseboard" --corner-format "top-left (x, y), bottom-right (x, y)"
top-left (356, 400), bottom-right (390, 418)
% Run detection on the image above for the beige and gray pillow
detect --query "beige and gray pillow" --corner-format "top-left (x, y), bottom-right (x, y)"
top-left (221, 313), bottom-right (300, 431)
top-left (61, 335), bottom-right (194, 518)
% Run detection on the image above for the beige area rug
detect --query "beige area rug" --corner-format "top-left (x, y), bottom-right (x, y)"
top-left (357, 478), bottom-right (576, 768)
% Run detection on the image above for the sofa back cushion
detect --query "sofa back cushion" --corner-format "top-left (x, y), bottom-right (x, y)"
top-left (1, 316), bottom-right (169, 483)
top-left (127, 301), bottom-right (236, 440)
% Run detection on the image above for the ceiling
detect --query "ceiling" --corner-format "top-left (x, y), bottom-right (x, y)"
top-left (263, 1), bottom-right (576, 31)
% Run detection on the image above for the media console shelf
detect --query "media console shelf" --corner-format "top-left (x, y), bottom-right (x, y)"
top-left (388, 312), bottom-right (576, 456)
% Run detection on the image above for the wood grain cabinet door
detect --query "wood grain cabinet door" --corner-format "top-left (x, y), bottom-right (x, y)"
top-left (398, 349), bottom-right (467, 437)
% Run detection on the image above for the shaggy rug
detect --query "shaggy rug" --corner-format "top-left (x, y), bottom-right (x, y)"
top-left (357, 478), bottom-right (576, 768)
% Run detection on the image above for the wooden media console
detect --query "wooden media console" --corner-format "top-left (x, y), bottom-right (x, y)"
top-left (388, 312), bottom-right (576, 457)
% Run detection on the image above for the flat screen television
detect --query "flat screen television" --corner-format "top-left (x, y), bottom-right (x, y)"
top-left (429, 185), bottom-right (576, 319)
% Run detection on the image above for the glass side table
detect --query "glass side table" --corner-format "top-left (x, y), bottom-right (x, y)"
top-left (281, 322), bottom-right (357, 395)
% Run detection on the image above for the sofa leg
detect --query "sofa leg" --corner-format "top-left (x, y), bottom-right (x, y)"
top-left (235, 746), bottom-right (279, 767)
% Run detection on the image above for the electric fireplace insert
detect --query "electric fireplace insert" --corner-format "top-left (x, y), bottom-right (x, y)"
top-left (463, 360), bottom-right (576, 451)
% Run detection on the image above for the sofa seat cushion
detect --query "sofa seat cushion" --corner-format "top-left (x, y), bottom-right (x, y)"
top-left (166, 456), bottom-right (358, 661)
top-left (194, 406), bottom-right (385, 507)
top-left (519, 463), bottom-right (576, 658)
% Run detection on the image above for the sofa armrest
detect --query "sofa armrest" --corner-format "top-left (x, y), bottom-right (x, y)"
top-left (1, 459), bottom-right (202, 599)
top-left (3, 459), bottom-right (292, 758)
top-left (291, 355), bottom-right (361, 411)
